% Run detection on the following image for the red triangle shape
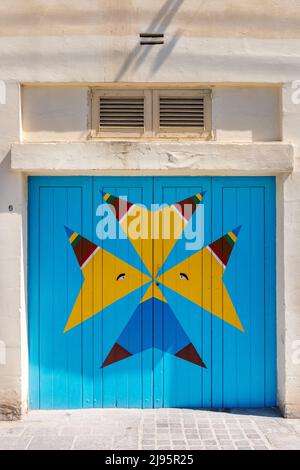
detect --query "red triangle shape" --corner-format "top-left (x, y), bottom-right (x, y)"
top-left (175, 343), bottom-right (206, 368)
top-left (102, 343), bottom-right (132, 368)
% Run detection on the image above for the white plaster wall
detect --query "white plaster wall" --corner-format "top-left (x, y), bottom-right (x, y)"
top-left (0, 2), bottom-right (300, 84)
top-left (213, 87), bottom-right (281, 142)
top-left (0, 83), bottom-right (27, 419)
top-left (21, 86), bottom-right (281, 143)
top-left (280, 83), bottom-right (300, 417)
top-left (1, 1), bottom-right (300, 39)
top-left (1, 37), bottom-right (300, 84)
top-left (22, 87), bottom-right (89, 142)
top-left (0, 0), bottom-right (300, 418)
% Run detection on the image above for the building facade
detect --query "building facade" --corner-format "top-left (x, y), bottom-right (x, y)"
top-left (0, 0), bottom-right (300, 418)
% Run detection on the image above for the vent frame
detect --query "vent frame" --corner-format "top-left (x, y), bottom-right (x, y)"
top-left (91, 88), bottom-right (211, 139)
top-left (91, 89), bottom-right (152, 137)
top-left (153, 89), bottom-right (212, 138)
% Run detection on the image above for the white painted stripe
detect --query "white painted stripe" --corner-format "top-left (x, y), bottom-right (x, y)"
top-left (119, 203), bottom-right (136, 224)
top-left (206, 245), bottom-right (225, 269)
top-left (80, 246), bottom-right (100, 270)
top-left (172, 203), bottom-right (188, 224)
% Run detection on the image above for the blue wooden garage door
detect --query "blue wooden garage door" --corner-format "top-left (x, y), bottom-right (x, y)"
top-left (29, 176), bottom-right (276, 409)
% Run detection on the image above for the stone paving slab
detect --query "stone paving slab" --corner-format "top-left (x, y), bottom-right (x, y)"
top-left (0, 408), bottom-right (299, 450)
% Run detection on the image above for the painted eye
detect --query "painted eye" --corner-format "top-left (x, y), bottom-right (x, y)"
top-left (116, 273), bottom-right (126, 281)
top-left (179, 273), bottom-right (189, 280)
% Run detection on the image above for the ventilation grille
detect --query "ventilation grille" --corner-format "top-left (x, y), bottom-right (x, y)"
top-left (159, 96), bottom-right (205, 128)
top-left (140, 32), bottom-right (164, 45)
top-left (99, 97), bottom-right (144, 128)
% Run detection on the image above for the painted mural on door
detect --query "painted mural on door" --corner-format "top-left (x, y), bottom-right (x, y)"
top-left (29, 176), bottom-right (276, 409)
top-left (64, 191), bottom-right (243, 370)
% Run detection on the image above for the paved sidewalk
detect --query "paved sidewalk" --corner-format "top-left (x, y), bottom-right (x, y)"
top-left (0, 408), bottom-right (300, 450)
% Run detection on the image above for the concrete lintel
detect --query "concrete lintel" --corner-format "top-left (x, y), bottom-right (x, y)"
top-left (11, 142), bottom-right (294, 175)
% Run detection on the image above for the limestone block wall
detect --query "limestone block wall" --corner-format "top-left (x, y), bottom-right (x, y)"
top-left (0, 83), bottom-right (27, 419)
top-left (21, 85), bottom-right (281, 143)
top-left (279, 83), bottom-right (300, 417)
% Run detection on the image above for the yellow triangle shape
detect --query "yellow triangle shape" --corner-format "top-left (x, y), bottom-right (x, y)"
top-left (64, 247), bottom-right (151, 332)
top-left (119, 204), bottom-right (188, 275)
top-left (140, 281), bottom-right (167, 303)
top-left (157, 247), bottom-right (244, 332)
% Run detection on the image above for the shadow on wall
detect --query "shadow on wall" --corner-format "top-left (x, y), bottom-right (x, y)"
top-left (0, 1), bottom-right (300, 39)
top-left (21, 87), bottom-right (89, 138)
top-left (115, 0), bottom-right (184, 81)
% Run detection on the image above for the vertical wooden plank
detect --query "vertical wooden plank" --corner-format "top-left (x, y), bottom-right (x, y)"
top-left (101, 182), bottom-right (117, 408)
top-left (249, 187), bottom-right (265, 406)
top-left (65, 187), bottom-right (85, 408)
top-left (115, 184), bottom-right (130, 408)
top-left (127, 185), bottom-right (143, 408)
top-left (264, 178), bottom-right (277, 406)
top-left (201, 179), bottom-right (212, 408)
top-left (222, 186), bottom-right (238, 408)
top-left (141, 297), bottom-right (154, 409)
top-left (52, 187), bottom-right (69, 408)
top-left (92, 176), bottom-right (103, 408)
top-left (211, 178), bottom-right (224, 407)
top-left (28, 178), bottom-right (41, 409)
top-left (51, 185), bottom-right (85, 409)
top-left (235, 187), bottom-right (251, 406)
top-left (76, 179), bottom-right (94, 408)
top-left (114, 185), bottom-right (134, 408)
top-left (92, 177), bottom-right (104, 408)
top-left (158, 185), bottom-right (176, 408)
top-left (140, 180), bottom-right (155, 407)
top-left (183, 183), bottom-right (201, 409)
top-left (39, 187), bottom-right (54, 409)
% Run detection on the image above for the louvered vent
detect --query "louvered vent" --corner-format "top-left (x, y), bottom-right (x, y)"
top-left (159, 96), bottom-right (205, 128)
top-left (99, 97), bottom-right (144, 128)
